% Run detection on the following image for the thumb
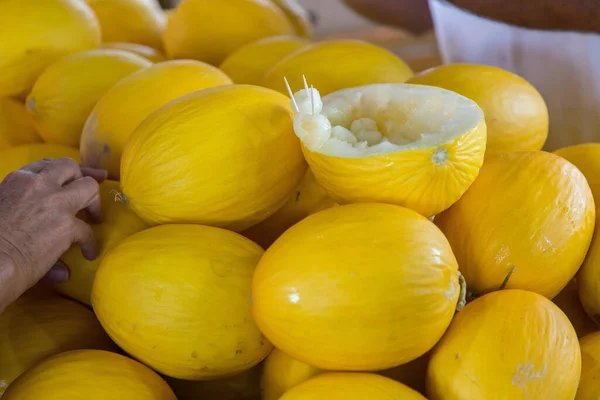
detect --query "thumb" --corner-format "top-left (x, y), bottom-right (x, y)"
top-left (44, 261), bottom-right (70, 283)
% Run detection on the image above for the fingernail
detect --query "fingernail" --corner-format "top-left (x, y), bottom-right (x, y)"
top-left (82, 245), bottom-right (98, 261)
top-left (81, 167), bottom-right (108, 182)
top-left (96, 169), bottom-right (108, 180)
top-left (45, 262), bottom-right (70, 283)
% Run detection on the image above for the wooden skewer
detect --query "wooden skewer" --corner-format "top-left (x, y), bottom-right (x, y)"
top-left (302, 75), bottom-right (313, 115)
top-left (284, 77), bottom-right (299, 113)
top-left (302, 75), bottom-right (309, 93)
top-left (310, 84), bottom-right (315, 115)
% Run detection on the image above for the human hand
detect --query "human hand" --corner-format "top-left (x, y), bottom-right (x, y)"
top-left (0, 158), bottom-right (107, 311)
top-left (342, 0), bottom-right (433, 34)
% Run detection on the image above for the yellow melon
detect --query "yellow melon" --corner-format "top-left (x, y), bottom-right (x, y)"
top-left (577, 332), bottom-right (600, 399)
top-left (262, 348), bottom-right (430, 400)
top-left (92, 225), bottom-right (272, 379)
top-left (120, 84), bottom-right (306, 230)
top-left (101, 42), bottom-right (167, 62)
top-left (219, 36), bottom-right (311, 85)
top-left (252, 203), bottom-right (461, 371)
top-left (56, 180), bottom-right (148, 305)
top-left (287, 83), bottom-right (486, 217)
top-left (262, 348), bottom-right (323, 400)
top-left (270, 0), bottom-right (313, 38)
top-left (80, 60), bottom-right (232, 179)
top-left (0, 98), bottom-right (42, 151)
top-left (409, 64), bottom-right (549, 155)
top-left (554, 147), bottom-right (600, 321)
top-left (27, 49), bottom-right (151, 147)
top-left (263, 40), bottom-right (413, 96)
top-left (436, 151), bottom-right (596, 299)
top-left (0, 143), bottom-right (80, 181)
top-left (427, 290), bottom-right (581, 399)
top-left (0, 291), bottom-right (114, 395)
top-left (3, 350), bottom-right (176, 400)
top-left (168, 366), bottom-right (261, 400)
top-left (86, 0), bottom-right (166, 50)
top-left (0, 0), bottom-right (100, 98)
top-left (553, 279), bottom-right (598, 338)
top-left (554, 143), bottom-right (600, 204)
top-left (280, 373), bottom-right (426, 400)
top-left (243, 169), bottom-right (337, 249)
top-left (578, 214), bottom-right (600, 323)
top-left (164, 0), bottom-right (295, 65)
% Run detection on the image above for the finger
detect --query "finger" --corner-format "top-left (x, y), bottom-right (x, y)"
top-left (39, 157), bottom-right (83, 185)
top-left (44, 261), bottom-right (70, 283)
top-left (19, 158), bottom-right (53, 174)
top-left (62, 177), bottom-right (102, 223)
top-left (71, 218), bottom-right (97, 261)
top-left (81, 167), bottom-right (108, 182)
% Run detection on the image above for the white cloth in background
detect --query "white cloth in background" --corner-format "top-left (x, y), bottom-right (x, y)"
top-left (429, 0), bottom-right (600, 150)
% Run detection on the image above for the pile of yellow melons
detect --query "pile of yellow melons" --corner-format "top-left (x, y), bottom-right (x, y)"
top-left (0, 0), bottom-right (599, 399)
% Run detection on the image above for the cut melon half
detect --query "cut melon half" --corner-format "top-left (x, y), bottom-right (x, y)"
top-left (288, 82), bottom-right (487, 217)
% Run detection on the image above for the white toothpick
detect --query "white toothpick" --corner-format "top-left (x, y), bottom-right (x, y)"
top-left (302, 75), bottom-right (314, 115)
top-left (310, 84), bottom-right (315, 115)
top-left (284, 77), bottom-right (299, 113)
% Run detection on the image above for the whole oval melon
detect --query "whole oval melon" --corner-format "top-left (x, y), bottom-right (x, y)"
top-left (0, 0), bottom-right (100, 98)
top-left (120, 84), bottom-right (306, 231)
top-left (27, 49), bottom-right (151, 147)
top-left (80, 60), bottom-right (232, 179)
top-left (252, 203), bottom-right (461, 371)
top-left (85, 0), bottom-right (166, 50)
top-left (408, 64), bottom-right (548, 155)
top-left (92, 224), bottom-right (272, 379)
top-left (427, 290), bottom-right (581, 399)
top-left (219, 35), bottom-right (310, 85)
top-left (263, 40), bottom-right (413, 96)
top-left (0, 291), bottom-right (114, 396)
top-left (436, 151), bottom-right (595, 299)
top-left (3, 350), bottom-right (176, 400)
top-left (164, 0), bottom-right (295, 65)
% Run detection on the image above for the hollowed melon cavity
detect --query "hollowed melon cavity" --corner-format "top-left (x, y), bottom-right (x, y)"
top-left (292, 84), bottom-right (483, 158)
